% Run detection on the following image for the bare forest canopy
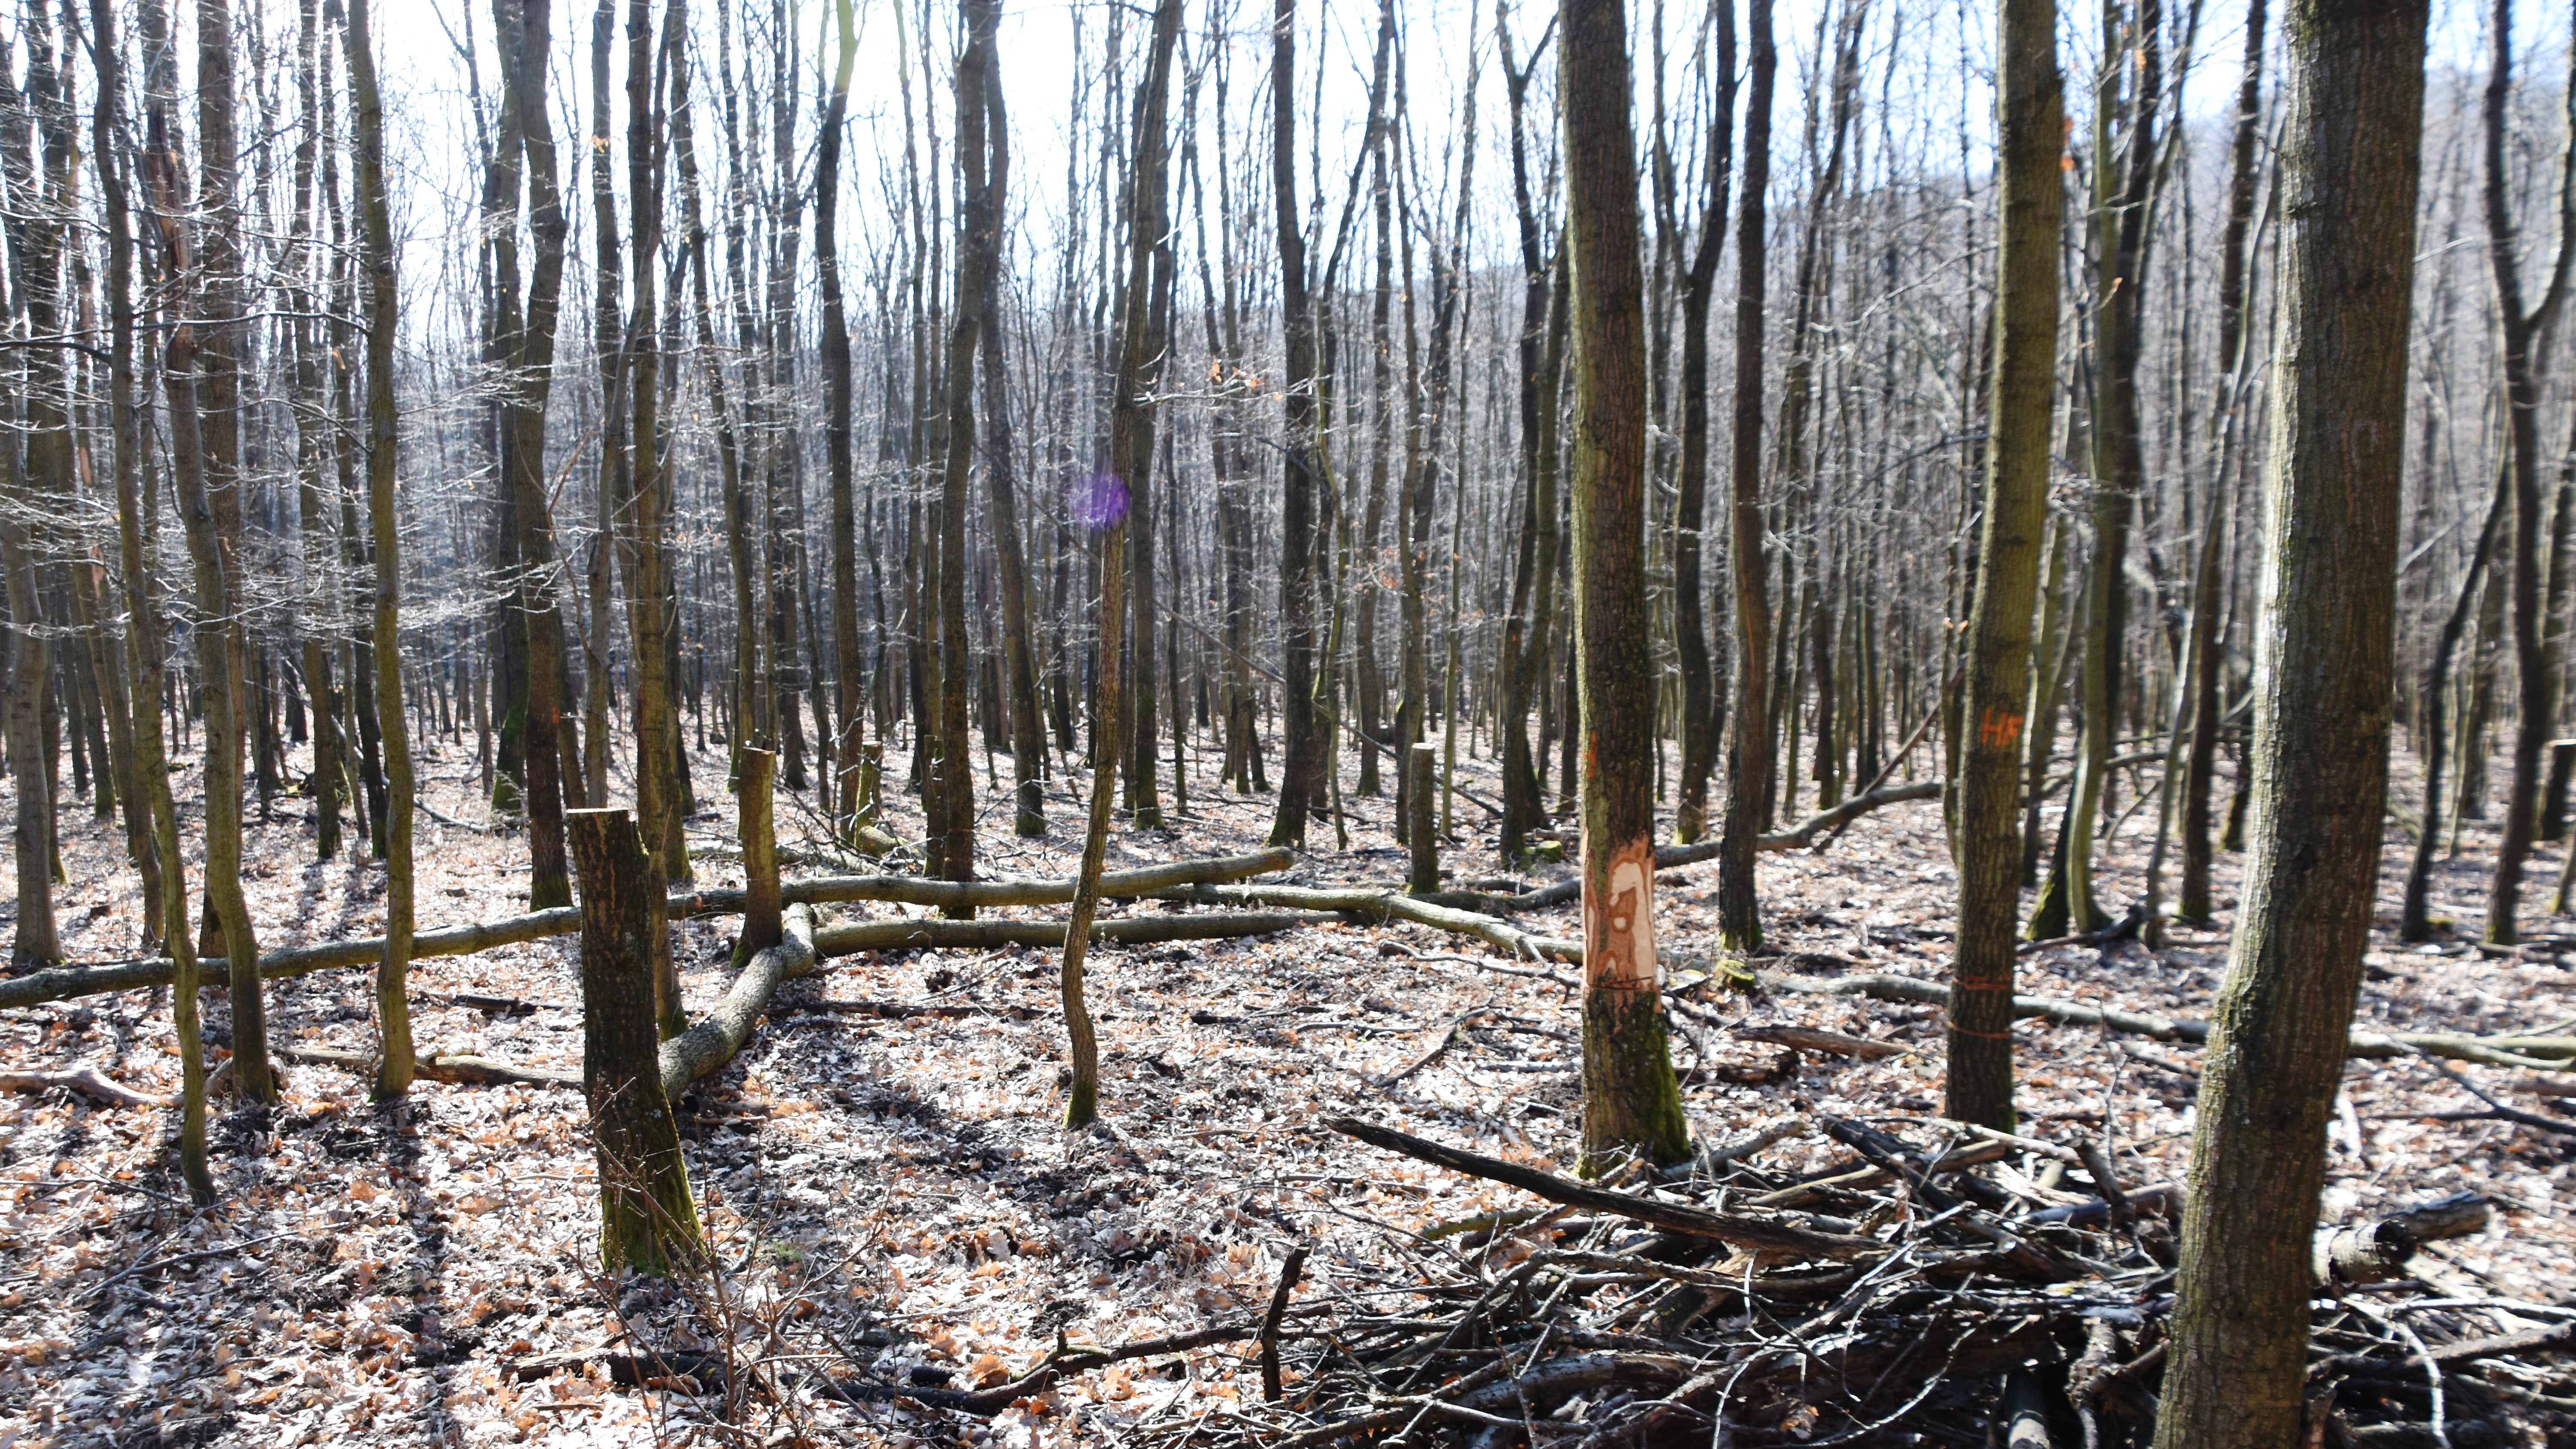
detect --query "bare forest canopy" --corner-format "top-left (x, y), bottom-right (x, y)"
top-left (1, 0), bottom-right (2575, 1443)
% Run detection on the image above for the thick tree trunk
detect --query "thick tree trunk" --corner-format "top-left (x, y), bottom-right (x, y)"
top-left (568, 809), bottom-right (700, 1275)
top-left (1562, 0), bottom-right (1688, 1172)
top-left (2157, 0), bottom-right (2427, 1440)
top-left (1947, 0), bottom-right (2062, 1130)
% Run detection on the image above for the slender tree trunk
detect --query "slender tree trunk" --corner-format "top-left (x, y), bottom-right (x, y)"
top-left (1268, 0), bottom-right (1323, 848)
top-left (2178, 0), bottom-right (2268, 923)
top-left (819, 0), bottom-right (864, 849)
top-left (1947, 0), bottom-right (2063, 1130)
top-left (98, 0), bottom-right (205, 1199)
top-left (1716, 0), bottom-right (1776, 951)
top-left (2480, 0), bottom-right (2558, 945)
top-left (1669, 3), bottom-right (1735, 847)
top-left (2157, 0), bottom-right (2427, 1439)
top-left (929, 0), bottom-right (1000, 893)
top-left (346, 0), bottom-right (418, 1098)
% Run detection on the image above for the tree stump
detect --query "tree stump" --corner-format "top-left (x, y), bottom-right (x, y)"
top-left (568, 808), bottom-right (700, 1275)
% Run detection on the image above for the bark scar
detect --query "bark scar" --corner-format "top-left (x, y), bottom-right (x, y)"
top-left (1587, 843), bottom-right (1659, 990)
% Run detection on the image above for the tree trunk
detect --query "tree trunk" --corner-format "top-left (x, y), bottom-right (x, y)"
top-left (1947, 0), bottom-right (2062, 1131)
top-left (1669, 0), bottom-right (1735, 847)
top-left (346, 0), bottom-right (418, 1098)
top-left (147, 61), bottom-right (270, 1101)
top-left (1715, 0), bottom-right (1776, 951)
top-left (929, 0), bottom-right (999, 893)
top-left (568, 808), bottom-right (701, 1274)
top-left (818, 0), bottom-right (863, 848)
top-left (1268, 0), bottom-right (1323, 849)
top-left (2178, 0), bottom-right (2269, 924)
top-left (2157, 0), bottom-right (2427, 1440)
top-left (1562, 0), bottom-right (1688, 1172)
top-left (97, 0), bottom-right (205, 1200)
top-left (2479, 0), bottom-right (2556, 945)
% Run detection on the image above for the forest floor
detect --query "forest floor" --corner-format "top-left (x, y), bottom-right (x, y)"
top-left (0, 723), bottom-right (2569, 1448)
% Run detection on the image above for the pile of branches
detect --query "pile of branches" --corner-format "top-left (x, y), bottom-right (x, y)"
top-left (1160, 1116), bottom-right (2575, 1448)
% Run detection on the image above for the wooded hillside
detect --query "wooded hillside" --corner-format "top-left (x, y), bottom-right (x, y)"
top-left (0, 0), bottom-right (2571, 1444)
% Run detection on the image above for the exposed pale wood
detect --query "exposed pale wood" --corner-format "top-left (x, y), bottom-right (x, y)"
top-left (659, 905), bottom-right (817, 1100)
top-left (0, 1066), bottom-right (164, 1108)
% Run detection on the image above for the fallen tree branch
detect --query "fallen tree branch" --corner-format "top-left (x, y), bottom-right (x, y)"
top-left (1473, 789), bottom-right (1948, 914)
top-left (1754, 970), bottom-right (2576, 1072)
top-left (1324, 1115), bottom-right (1883, 1259)
top-left (661, 905), bottom-right (820, 1100)
top-left (0, 1065), bottom-right (165, 1108)
top-left (277, 1045), bottom-right (577, 1089)
top-left (811, 909), bottom-right (1337, 957)
top-left (0, 851), bottom-right (1300, 1010)
top-left (669, 848), bottom-right (1293, 918)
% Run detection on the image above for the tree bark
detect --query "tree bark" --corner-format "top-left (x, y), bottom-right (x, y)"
top-left (1947, 0), bottom-right (2063, 1130)
top-left (345, 0), bottom-right (418, 1098)
top-left (97, 0), bottom-right (207, 1201)
top-left (1716, 0), bottom-right (1776, 952)
top-left (568, 808), bottom-right (700, 1275)
top-left (146, 57), bottom-right (270, 1100)
top-left (1562, 0), bottom-right (1688, 1172)
top-left (2479, 0), bottom-right (2555, 945)
top-left (1268, 0), bottom-right (1323, 849)
top-left (2156, 0), bottom-right (2427, 1440)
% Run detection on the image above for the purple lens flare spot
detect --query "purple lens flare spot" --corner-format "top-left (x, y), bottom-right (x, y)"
top-left (1069, 471), bottom-right (1130, 530)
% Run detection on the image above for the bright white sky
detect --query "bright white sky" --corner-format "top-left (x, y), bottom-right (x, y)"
top-left (347, 0), bottom-right (2552, 335)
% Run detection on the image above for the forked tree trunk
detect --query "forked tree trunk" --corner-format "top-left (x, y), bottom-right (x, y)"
top-left (1668, 0), bottom-right (1734, 846)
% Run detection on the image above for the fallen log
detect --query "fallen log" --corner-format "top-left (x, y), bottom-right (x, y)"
top-left (278, 1045), bottom-right (577, 1089)
top-left (0, 1065), bottom-right (165, 1108)
top-left (671, 848), bottom-right (1293, 918)
top-left (0, 850), bottom-right (1300, 1010)
top-left (812, 909), bottom-right (1337, 957)
top-left (279, 905), bottom-right (827, 1097)
top-left (2316, 1193), bottom-right (2491, 1286)
top-left (1756, 969), bottom-right (2576, 1072)
top-left (0, 907), bottom-right (584, 1010)
top-left (1468, 788), bottom-right (1948, 914)
top-left (1324, 1114), bottom-right (1884, 1260)
top-left (1144, 883), bottom-right (1583, 960)
top-left (660, 905), bottom-right (820, 1101)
